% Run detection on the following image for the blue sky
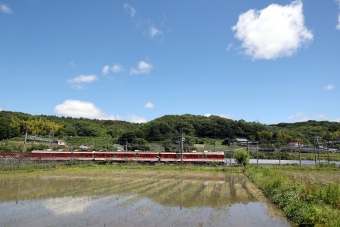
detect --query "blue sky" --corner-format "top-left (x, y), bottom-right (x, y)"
top-left (1, 0), bottom-right (339, 124)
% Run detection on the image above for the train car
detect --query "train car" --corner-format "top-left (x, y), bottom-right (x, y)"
top-left (30, 150), bottom-right (225, 165)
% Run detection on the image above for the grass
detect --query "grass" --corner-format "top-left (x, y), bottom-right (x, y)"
top-left (244, 165), bottom-right (340, 226)
top-left (0, 161), bottom-right (244, 173)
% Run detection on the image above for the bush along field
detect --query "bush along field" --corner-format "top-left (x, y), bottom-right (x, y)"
top-left (244, 165), bottom-right (340, 226)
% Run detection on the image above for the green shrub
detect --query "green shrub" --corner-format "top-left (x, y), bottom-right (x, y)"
top-left (233, 149), bottom-right (249, 167)
top-left (27, 144), bottom-right (50, 151)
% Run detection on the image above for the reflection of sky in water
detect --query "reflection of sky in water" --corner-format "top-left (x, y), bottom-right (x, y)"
top-left (44, 196), bottom-right (94, 215)
top-left (0, 195), bottom-right (293, 227)
top-left (0, 171), bottom-right (294, 227)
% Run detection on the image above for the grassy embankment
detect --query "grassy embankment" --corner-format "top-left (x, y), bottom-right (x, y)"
top-left (244, 164), bottom-right (340, 226)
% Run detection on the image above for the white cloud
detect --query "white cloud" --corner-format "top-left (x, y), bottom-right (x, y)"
top-left (102, 64), bottom-right (124, 75)
top-left (149, 24), bottom-right (162, 38)
top-left (204, 114), bottom-right (232, 119)
top-left (145, 102), bottom-right (154, 109)
top-left (332, 118), bottom-right (340, 123)
top-left (1, 4), bottom-right (12, 14)
top-left (288, 112), bottom-right (305, 119)
top-left (0, 108), bottom-right (3, 112)
top-left (130, 61), bottom-right (153, 74)
top-left (232, 0), bottom-right (313, 60)
top-left (68, 75), bottom-right (97, 83)
top-left (288, 112), bottom-right (328, 122)
top-left (226, 43), bottom-right (233, 52)
top-left (337, 14), bottom-right (340, 30)
top-left (54, 100), bottom-right (118, 120)
top-left (123, 4), bottom-right (136, 17)
top-left (54, 100), bottom-right (146, 123)
top-left (67, 75), bottom-right (97, 89)
top-left (112, 64), bottom-right (123, 73)
top-left (123, 4), bottom-right (165, 40)
top-left (126, 114), bottom-right (147, 123)
top-left (69, 61), bottom-right (76, 67)
top-left (102, 66), bottom-right (110, 75)
top-left (44, 196), bottom-right (95, 215)
top-left (324, 84), bottom-right (336, 90)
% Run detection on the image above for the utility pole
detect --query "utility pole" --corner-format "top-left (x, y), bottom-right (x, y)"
top-left (23, 130), bottom-right (27, 152)
top-left (256, 142), bottom-right (259, 164)
top-left (299, 142), bottom-right (301, 165)
top-left (125, 140), bottom-right (128, 151)
top-left (214, 140), bottom-right (216, 152)
top-left (180, 128), bottom-right (183, 164)
top-left (278, 140), bottom-right (281, 165)
top-left (327, 140), bottom-right (330, 164)
top-left (50, 131), bottom-right (54, 150)
top-left (229, 139), bottom-right (232, 166)
top-left (317, 137), bottom-right (320, 164)
top-left (313, 135), bottom-right (318, 164)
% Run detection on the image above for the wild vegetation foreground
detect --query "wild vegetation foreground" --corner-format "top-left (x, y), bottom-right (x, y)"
top-left (244, 165), bottom-right (340, 226)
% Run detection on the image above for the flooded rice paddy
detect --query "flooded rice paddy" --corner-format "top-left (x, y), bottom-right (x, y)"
top-left (0, 169), bottom-right (294, 227)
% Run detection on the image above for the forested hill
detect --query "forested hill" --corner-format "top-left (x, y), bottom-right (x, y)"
top-left (1, 111), bottom-right (340, 145)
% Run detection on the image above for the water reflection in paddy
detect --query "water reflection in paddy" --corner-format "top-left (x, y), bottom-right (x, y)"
top-left (0, 170), bottom-right (294, 227)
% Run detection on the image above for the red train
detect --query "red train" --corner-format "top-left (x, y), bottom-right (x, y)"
top-left (30, 150), bottom-right (225, 165)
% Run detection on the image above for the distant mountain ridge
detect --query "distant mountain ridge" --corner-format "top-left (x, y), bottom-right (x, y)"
top-left (1, 111), bottom-right (340, 146)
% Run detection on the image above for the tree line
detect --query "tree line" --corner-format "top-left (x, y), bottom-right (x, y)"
top-left (1, 111), bottom-right (340, 149)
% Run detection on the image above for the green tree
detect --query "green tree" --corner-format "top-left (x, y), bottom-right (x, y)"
top-left (233, 149), bottom-right (250, 167)
top-left (0, 118), bottom-right (10, 140)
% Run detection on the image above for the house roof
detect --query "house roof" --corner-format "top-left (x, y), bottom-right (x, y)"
top-left (235, 138), bottom-right (248, 142)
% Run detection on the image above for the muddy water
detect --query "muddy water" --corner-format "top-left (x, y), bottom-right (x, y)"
top-left (0, 170), bottom-right (294, 227)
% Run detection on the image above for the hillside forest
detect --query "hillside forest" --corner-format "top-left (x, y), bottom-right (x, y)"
top-left (1, 111), bottom-right (340, 152)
